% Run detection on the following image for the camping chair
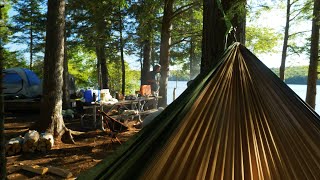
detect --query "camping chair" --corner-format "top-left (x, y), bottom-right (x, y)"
top-left (98, 110), bottom-right (129, 145)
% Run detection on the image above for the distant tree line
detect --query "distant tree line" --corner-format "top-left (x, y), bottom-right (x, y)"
top-left (271, 66), bottom-right (320, 84)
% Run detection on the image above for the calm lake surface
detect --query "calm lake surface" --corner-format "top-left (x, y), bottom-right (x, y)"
top-left (167, 81), bottom-right (320, 114)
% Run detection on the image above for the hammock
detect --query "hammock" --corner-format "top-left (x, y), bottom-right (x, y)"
top-left (78, 43), bottom-right (320, 180)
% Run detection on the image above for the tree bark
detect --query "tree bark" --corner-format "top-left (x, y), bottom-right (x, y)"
top-left (201, 0), bottom-right (228, 75)
top-left (306, 0), bottom-right (320, 108)
top-left (280, 0), bottom-right (291, 81)
top-left (188, 9), bottom-right (199, 79)
top-left (38, 0), bottom-right (68, 139)
top-left (30, 21), bottom-right (33, 70)
top-left (0, 25), bottom-right (6, 179)
top-left (96, 45), bottom-right (109, 89)
top-left (189, 37), bottom-right (196, 79)
top-left (119, 11), bottom-right (126, 96)
top-left (222, 0), bottom-right (247, 46)
top-left (62, 27), bottom-right (70, 109)
top-left (95, 16), bottom-right (109, 89)
top-left (158, 0), bottom-right (174, 107)
top-left (141, 39), bottom-right (151, 85)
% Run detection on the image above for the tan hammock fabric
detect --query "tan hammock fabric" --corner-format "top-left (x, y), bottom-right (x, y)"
top-left (79, 43), bottom-right (320, 180)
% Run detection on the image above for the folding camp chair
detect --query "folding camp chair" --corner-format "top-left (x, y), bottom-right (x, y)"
top-left (98, 110), bottom-right (128, 145)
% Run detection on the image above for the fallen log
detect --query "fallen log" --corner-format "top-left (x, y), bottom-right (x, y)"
top-left (22, 130), bottom-right (40, 153)
top-left (22, 165), bottom-right (48, 175)
top-left (6, 136), bottom-right (24, 156)
top-left (48, 166), bottom-right (73, 178)
top-left (37, 132), bottom-right (54, 152)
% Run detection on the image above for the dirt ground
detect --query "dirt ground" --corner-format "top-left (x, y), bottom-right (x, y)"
top-left (4, 111), bottom-right (140, 179)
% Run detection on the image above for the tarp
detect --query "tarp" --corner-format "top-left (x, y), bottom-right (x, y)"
top-left (79, 43), bottom-right (320, 180)
top-left (3, 68), bottom-right (42, 98)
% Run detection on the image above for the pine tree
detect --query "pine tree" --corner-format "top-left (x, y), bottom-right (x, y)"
top-left (11, 0), bottom-right (46, 70)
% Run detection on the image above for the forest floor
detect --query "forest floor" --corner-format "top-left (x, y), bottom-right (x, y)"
top-left (4, 111), bottom-right (140, 179)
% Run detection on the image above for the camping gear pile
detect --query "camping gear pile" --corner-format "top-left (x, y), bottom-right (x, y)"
top-left (6, 130), bottom-right (54, 156)
top-left (78, 43), bottom-right (320, 180)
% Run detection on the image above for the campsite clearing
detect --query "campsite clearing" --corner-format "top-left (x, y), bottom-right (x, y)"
top-left (4, 111), bottom-right (139, 179)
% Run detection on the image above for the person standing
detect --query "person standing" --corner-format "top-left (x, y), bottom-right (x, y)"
top-left (145, 64), bottom-right (161, 109)
top-left (147, 64), bottom-right (161, 96)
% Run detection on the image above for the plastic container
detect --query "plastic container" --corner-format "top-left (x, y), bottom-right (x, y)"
top-left (84, 90), bottom-right (93, 103)
top-left (101, 89), bottom-right (112, 102)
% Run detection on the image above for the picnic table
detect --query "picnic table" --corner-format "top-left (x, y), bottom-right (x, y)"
top-left (80, 96), bottom-right (160, 130)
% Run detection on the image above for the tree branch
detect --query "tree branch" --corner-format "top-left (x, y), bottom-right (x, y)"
top-left (170, 37), bottom-right (190, 47)
top-left (289, 0), bottom-right (313, 21)
top-left (287, 45), bottom-right (301, 56)
top-left (170, 2), bottom-right (199, 20)
top-left (289, 30), bottom-right (311, 37)
top-left (173, 30), bottom-right (202, 38)
top-left (170, 33), bottom-right (202, 47)
top-left (289, 9), bottom-right (303, 21)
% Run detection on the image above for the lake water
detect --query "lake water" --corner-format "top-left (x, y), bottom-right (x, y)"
top-left (167, 81), bottom-right (320, 114)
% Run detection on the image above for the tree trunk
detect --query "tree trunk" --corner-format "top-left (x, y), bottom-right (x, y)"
top-left (306, 0), bottom-right (320, 108)
top-left (95, 16), bottom-right (109, 89)
top-left (62, 28), bottom-right (70, 109)
top-left (96, 45), bottom-right (109, 89)
top-left (189, 37), bottom-right (196, 79)
top-left (151, 37), bottom-right (156, 66)
top-left (97, 52), bottom-right (102, 89)
top-left (119, 11), bottom-right (125, 96)
top-left (236, 13), bottom-right (246, 45)
top-left (158, 0), bottom-right (174, 108)
top-left (222, 0), bottom-right (247, 46)
top-left (0, 27), bottom-right (6, 179)
top-left (189, 9), bottom-right (198, 80)
top-left (201, 0), bottom-right (228, 75)
top-left (30, 22), bottom-right (33, 70)
top-left (141, 39), bottom-right (151, 85)
top-left (280, 0), bottom-right (291, 81)
top-left (38, 0), bottom-right (67, 139)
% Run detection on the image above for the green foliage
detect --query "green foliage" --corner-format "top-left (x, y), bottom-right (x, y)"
top-left (128, 0), bottom-right (162, 60)
top-left (0, 1), bottom-right (11, 44)
top-left (3, 49), bottom-right (27, 69)
top-left (170, 1), bottom-right (202, 76)
top-left (67, 0), bottom-right (117, 51)
top-left (10, 0), bottom-right (46, 61)
top-left (66, 45), bottom-right (140, 94)
top-left (108, 61), bottom-right (140, 95)
top-left (246, 26), bottom-right (282, 54)
top-left (67, 45), bottom-right (97, 88)
top-left (223, 0), bottom-right (247, 25)
top-left (31, 59), bottom-right (43, 78)
top-left (270, 65), bottom-right (316, 84)
top-left (169, 69), bottom-right (190, 81)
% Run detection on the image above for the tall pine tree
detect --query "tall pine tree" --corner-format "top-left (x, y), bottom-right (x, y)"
top-left (11, 0), bottom-right (46, 70)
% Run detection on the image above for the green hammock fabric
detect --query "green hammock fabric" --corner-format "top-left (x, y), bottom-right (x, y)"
top-left (78, 43), bottom-right (320, 180)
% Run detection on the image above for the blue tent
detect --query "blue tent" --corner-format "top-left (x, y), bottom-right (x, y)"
top-left (3, 68), bottom-right (42, 98)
